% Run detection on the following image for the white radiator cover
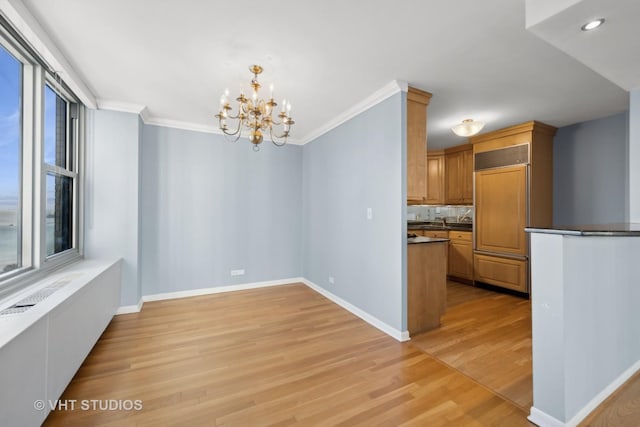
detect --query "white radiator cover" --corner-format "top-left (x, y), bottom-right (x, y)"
top-left (0, 259), bottom-right (121, 426)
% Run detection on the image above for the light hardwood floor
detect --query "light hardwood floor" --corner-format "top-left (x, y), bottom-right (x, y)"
top-left (44, 283), bottom-right (531, 426)
top-left (416, 281), bottom-right (640, 426)
top-left (411, 282), bottom-right (533, 410)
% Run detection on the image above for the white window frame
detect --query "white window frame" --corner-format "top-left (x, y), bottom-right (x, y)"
top-left (0, 24), bottom-right (84, 298)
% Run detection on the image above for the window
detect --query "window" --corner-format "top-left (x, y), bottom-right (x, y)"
top-left (0, 44), bottom-right (21, 274)
top-left (0, 24), bottom-right (83, 293)
top-left (44, 84), bottom-right (78, 257)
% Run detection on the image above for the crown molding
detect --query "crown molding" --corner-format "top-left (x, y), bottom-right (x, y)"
top-left (94, 80), bottom-right (406, 146)
top-left (298, 80), bottom-right (408, 145)
top-left (96, 99), bottom-right (146, 115)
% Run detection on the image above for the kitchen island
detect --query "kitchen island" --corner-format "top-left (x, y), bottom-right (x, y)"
top-left (526, 224), bottom-right (640, 427)
top-left (407, 236), bottom-right (449, 335)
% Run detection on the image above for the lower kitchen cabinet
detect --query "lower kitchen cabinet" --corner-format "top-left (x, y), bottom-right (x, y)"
top-left (448, 231), bottom-right (473, 282)
top-left (473, 253), bottom-right (527, 293)
top-left (422, 230), bottom-right (448, 239)
top-left (408, 241), bottom-right (448, 334)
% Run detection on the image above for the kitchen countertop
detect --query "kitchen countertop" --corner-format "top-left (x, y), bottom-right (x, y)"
top-left (408, 236), bottom-right (450, 244)
top-left (408, 221), bottom-right (473, 232)
top-left (525, 223), bottom-right (640, 236)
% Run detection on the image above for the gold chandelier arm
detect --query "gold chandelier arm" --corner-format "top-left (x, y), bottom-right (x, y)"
top-left (269, 127), bottom-right (288, 147)
top-left (217, 114), bottom-right (243, 142)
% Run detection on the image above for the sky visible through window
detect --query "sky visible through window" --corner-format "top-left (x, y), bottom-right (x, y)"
top-left (0, 44), bottom-right (20, 271)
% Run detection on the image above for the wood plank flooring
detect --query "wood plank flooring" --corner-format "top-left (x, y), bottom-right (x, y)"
top-left (579, 370), bottom-right (640, 426)
top-left (411, 282), bottom-right (533, 410)
top-left (44, 283), bottom-right (532, 426)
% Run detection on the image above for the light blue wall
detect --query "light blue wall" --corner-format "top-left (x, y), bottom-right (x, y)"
top-left (84, 110), bottom-right (141, 306)
top-left (301, 93), bottom-right (406, 332)
top-left (139, 126), bottom-right (303, 296)
top-left (553, 112), bottom-right (629, 226)
top-left (630, 89), bottom-right (640, 222)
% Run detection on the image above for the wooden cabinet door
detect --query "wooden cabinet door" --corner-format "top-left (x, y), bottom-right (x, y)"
top-left (407, 96), bottom-right (428, 203)
top-left (475, 165), bottom-right (527, 255)
top-left (474, 253), bottom-right (527, 293)
top-left (423, 230), bottom-right (448, 239)
top-left (445, 152), bottom-right (462, 204)
top-left (448, 239), bottom-right (473, 280)
top-left (462, 149), bottom-right (473, 204)
top-left (425, 153), bottom-right (444, 204)
top-left (448, 231), bottom-right (473, 280)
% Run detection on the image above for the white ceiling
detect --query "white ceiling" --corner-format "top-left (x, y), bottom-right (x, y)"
top-left (17, 0), bottom-right (632, 149)
top-left (526, 0), bottom-right (640, 92)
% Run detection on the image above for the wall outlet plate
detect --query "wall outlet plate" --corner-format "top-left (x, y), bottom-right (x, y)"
top-left (329, 276), bottom-right (335, 284)
top-left (230, 269), bottom-right (245, 276)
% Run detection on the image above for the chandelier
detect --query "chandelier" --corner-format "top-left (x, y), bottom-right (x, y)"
top-left (215, 65), bottom-right (294, 151)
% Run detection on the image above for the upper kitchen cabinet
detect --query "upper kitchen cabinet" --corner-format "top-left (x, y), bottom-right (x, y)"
top-left (407, 87), bottom-right (432, 204)
top-left (425, 151), bottom-right (444, 204)
top-left (444, 144), bottom-right (473, 205)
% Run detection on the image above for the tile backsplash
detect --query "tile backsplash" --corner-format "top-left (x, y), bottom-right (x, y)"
top-left (407, 205), bottom-right (473, 222)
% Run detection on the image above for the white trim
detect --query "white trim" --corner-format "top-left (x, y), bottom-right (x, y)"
top-left (0, 0), bottom-right (96, 108)
top-left (298, 80), bottom-right (407, 144)
top-left (528, 359), bottom-right (640, 427)
top-left (143, 116), bottom-right (304, 145)
top-left (567, 359), bottom-right (640, 426)
top-left (528, 407), bottom-right (565, 427)
top-left (96, 99), bottom-right (147, 115)
top-left (92, 80), bottom-right (406, 146)
top-left (115, 298), bottom-right (143, 315)
top-left (300, 278), bottom-right (409, 342)
top-left (141, 277), bottom-right (303, 303)
top-left (113, 277), bottom-right (411, 343)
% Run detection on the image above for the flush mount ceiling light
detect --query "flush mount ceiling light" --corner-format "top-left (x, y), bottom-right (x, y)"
top-left (581, 18), bottom-right (605, 31)
top-left (451, 119), bottom-right (485, 137)
top-left (215, 65), bottom-right (295, 151)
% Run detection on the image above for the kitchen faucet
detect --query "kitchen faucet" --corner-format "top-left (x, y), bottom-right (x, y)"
top-left (457, 208), bottom-right (472, 223)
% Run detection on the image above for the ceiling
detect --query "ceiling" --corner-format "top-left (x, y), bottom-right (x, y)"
top-left (17, 0), bottom-right (632, 149)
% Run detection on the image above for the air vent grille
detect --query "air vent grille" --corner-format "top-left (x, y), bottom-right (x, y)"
top-left (475, 144), bottom-right (529, 171)
top-left (0, 276), bottom-right (75, 316)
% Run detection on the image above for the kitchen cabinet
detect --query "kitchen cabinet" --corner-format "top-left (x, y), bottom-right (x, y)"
top-left (425, 151), bottom-right (445, 204)
top-left (475, 165), bottom-right (527, 256)
top-left (444, 144), bottom-right (473, 204)
top-left (474, 253), bottom-right (527, 293)
top-left (422, 230), bottom-right (448, 239)
top-left (470, 121), bottom-right (556, 294)
top-left (448, 230), bottom-right (473, 282)
top-left (407, 87), bottom-right (432, 204)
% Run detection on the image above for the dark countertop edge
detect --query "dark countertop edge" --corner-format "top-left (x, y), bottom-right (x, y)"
top-left (525, 225), bottom-right (640, 237)
top-left (408, 225), bottom-right (473, 232)
top-left (407, 237), bottom-right (450, 244)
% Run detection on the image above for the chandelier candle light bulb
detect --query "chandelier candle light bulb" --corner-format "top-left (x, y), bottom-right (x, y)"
top-left (215, 65), bottom-right (295, 150)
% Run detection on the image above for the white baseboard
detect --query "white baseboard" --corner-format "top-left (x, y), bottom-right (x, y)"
top-left (115, 277), bottom-right (304, 314)
top-left (115, 298), bottom-right (143, 315)
top-left (300, 278), bottom-right (410, 342)
top-left (114, 277), bottom-right (410, 343)
top-left (529, 358), bottom-right (640, 427)
top-left (566, 358), bottom-right (640, 426)
top-left (528, 407), bottom-right (565, 427)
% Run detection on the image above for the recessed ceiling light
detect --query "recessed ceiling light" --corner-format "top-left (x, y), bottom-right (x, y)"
top-left (581, 18), bottom-right (605, 31)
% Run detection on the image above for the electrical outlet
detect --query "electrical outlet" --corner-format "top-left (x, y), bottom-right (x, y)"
top-left (367, 208), bottom-right (373, 220)
top-left (328, 276), bottom-right (335, 284)
top-left (230, 269), bottom-right (245, 276)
